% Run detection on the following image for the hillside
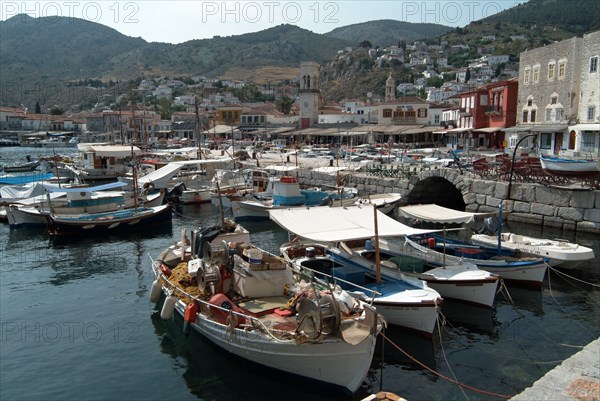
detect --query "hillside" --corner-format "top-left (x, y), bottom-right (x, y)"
top-left (324, 19), bottom-right (452, 47)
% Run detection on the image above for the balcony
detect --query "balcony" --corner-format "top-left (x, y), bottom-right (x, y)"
top-left (485, 106), bottom-right (503, 115)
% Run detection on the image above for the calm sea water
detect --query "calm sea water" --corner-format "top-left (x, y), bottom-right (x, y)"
top-left (1, 147), bottom-right (599, 401)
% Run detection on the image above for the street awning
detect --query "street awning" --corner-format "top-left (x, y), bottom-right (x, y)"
top-left (531, 125), bottom-right (567, 133)
top-left (569, 123), bottom-right (600, 132)
top-left (397, 204), bottom-right (492, 224)
top-left (269, 205), bottom-right (435, 242)
top-left (448, 128), bottom-right (469, 133)
top-left (473, 127), bottom-right (503, 133)
top-left (504, 126), bottom-right (531, 133)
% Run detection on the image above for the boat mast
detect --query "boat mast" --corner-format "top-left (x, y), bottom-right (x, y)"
top-left (194, 96), bottom-right (203, 160)
top-left (373, 204), bottom-right (382, 285)
top-left (129, 89), bottom-right (139, 210)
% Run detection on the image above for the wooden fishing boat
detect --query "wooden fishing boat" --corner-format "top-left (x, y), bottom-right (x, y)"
top-left (540, 155), bottom-right (600, 178)
top-left (470, 232), bottom-right (594, 269)
top-left (45, 204), bottom-right (172, 235)
top-left (270, 206), bottom-right (443, 337)
top-left (149, 222), bottom-right (385, 394)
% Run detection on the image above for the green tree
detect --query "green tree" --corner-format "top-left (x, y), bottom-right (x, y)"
top-left (49, 106), bottom-right (63, 115)
top-left (275, 95), bottom-right (294, 115)
top-left (158, 98), bottom-right (173, 120)
top-left (35, 101), bottom-right (41, 114)
top-left (426, 76), bottom-right (444, 88)
top-left (359, 40), bottom-right (372, 49)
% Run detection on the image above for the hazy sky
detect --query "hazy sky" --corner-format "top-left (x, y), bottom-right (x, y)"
top-left (2, 1), bottom-right (524, 44)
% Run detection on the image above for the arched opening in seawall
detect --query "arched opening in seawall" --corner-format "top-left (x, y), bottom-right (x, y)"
top-left (404, 176), bottom-right (466, 211)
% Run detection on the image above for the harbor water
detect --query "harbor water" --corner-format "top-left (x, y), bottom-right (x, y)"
top-left (1, 147), bottom-right (599, 401)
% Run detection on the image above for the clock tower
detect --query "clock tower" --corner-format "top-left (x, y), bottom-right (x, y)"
top-left (299, 61), bottom-right (320, 128)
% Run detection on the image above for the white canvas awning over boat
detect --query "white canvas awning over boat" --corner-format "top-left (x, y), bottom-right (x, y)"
top-left (137, 163), bottom-right (184, 187)
top-left (77, 144), bottom-right (141, 157)
top-left (269, 206), bottom-right (435, 242)
top-left (397, 204), bottom-right (492, 224)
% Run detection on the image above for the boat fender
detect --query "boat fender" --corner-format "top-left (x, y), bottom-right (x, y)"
top-left (183, 302), bottom-right (198, 336)
top-left (427, 237), bottom-right (436, 249)
top-left (160, 292), bottom-right (177, 320)
top-left (149, 279), bottom-right (163, 303)
top-left (160, 263), bottom-right (172, 277)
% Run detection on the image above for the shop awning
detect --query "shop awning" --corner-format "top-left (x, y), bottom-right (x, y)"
top-left (397, 204), bottom-right (492, 224)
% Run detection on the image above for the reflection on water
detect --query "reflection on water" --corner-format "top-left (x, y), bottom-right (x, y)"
top-left (440, 300), bottom-right (498, 339)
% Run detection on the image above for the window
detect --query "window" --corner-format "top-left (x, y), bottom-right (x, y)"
top-left (540, 133), bottom-right (552, 149)
top-left (548, 63), bottom-right (555, 80)
top-left (524, 68), bottom-right (531, 84)
top-left (558, 61), bottom-right (566, 78)
top-left (588, 106), bottom-right (596, 121)
top-left (581, 132), bottom-right (596, 152)
top-left (383, 109), bottom-right (392, 118)
top-left (551, 96), bottom-right (557, 105)
top-left (530, 110), bottom-right (536, 122)
top-left (527, 99), bottom-right (533, 107)
top-left (590, 56), bottom-right (598, 73)
top-left (417, 108), bottom-right (427, 118)
top-left (522, 110), bottom-right (528, 122)
top-left (434, 115), bottom-right (440, 124)
top-left (533, 66), bottom-right (540, 82)
top-left (555, 108), bottom-right (563, 121)
top-left (545, 109), bottom-right (552, 122)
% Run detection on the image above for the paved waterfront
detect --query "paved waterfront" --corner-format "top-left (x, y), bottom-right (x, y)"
top-left (510, 338), bottom-right (600, 401)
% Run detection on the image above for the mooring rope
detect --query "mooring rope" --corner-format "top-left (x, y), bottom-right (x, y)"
top-left (381, 332), bottom-right (512, 399)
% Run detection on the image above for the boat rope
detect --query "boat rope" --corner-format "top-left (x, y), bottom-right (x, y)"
top-left (547, 265), bottom-right (600, 288)
top-left (497, 278), bottom-right (515, 306)
top-left (440, 316), bottom-right (568, 365)
top-left (381, 332), bottom-right (512, 399)
top-left (435, 317), bottom-right (471, 401)
top-left (545, 268), bottom-right (597, 343)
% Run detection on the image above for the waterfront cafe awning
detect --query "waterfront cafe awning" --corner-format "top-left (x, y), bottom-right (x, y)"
top-left (399, 126), bottom-right (437, 135)
top-left (473, 127), bottom-right (503, 133)
top-left (203, 124), bottom-right (238, 135)
top-left (269, 205), bottom-right (435, 242)
top-left (447, 127), bottom-right (470, 133)
top-left (264, 165), bottom-right (298, 173)
top-left (397, 203), bottom-right (492, 224)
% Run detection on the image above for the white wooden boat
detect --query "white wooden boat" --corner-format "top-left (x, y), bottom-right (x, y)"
top-left (150, 223), bottom-right (384, 394)
top-left (45, 204), bottom-right (172, 236)
top-left (281, 241), bottom-right (442, 337)
top-left (329, 238), bottom-right (500, 308)
top-left (397, 204), bottom-right (549, 288)
top-left (540, 155), bottom-right (600, 178)
top-left (470, 232), bottom-right (594, 269)
top-left (270, 206), bottom-right (444, 336)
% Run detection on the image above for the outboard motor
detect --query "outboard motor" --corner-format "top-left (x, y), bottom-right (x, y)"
top-left (479, 216), bottom-right (499, 235)
top-left (166, 182), bottom-right (186, 203)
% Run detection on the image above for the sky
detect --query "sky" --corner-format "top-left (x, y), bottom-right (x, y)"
top-left (1, 1), bottom-right (524, 44)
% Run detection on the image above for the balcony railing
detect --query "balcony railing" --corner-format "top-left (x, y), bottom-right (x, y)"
top-left (485, 106), bottom-right (503, 114)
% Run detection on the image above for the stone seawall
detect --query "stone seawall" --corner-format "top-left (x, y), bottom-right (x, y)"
top-left (295, 167), bottom-right (600, 234)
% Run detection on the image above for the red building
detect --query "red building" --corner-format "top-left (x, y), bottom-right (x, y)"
top-left (451, 78), bottom-right (518, 150)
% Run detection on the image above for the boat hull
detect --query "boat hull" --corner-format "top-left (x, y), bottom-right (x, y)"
top-left (540, 156), bottom-right (600, 178)
top-left (46, 204), bottom-right (172, 235)
top-left (410, 235), bottom-right (548, 289)
top-left (470, 233), bottom-right (594, 269)
top-left (173, 298), bottom-right (377, 394)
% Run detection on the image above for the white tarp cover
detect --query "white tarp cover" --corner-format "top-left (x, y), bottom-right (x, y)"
top-left (397, 204), bottom-right (492, 224)
top-left (45, 181), bottom-right (128, 193)
top-left (269, 205), bottom-right (434, 242)
top-left (137, 163), bottom-right (184, 187)
top-left (0, 182), bottom-right (58, 201)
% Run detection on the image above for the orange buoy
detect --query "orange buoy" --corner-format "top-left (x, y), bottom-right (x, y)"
top-left (183, 302), bottom-right (198, 336)
top-left (427, 237), bottom-right (436, 249)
